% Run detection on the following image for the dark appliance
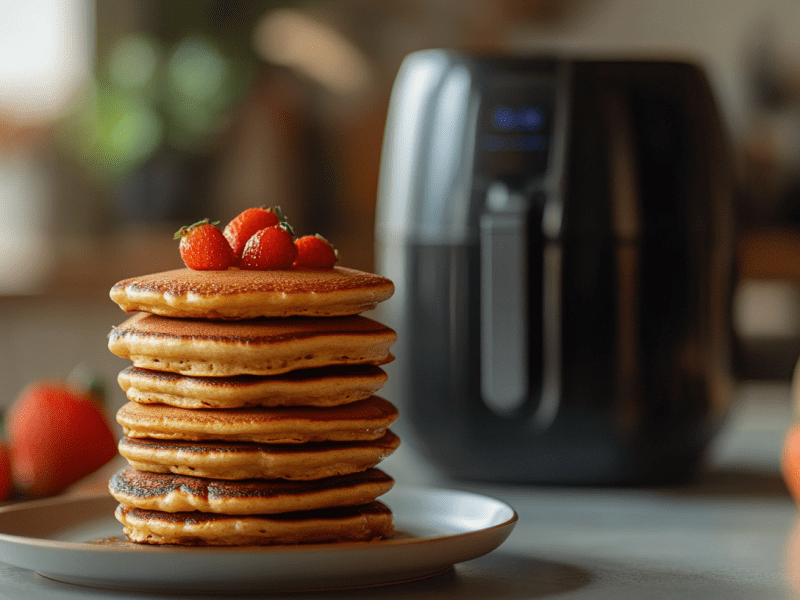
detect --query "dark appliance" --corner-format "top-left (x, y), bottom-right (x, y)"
top-left (375, 50), bottom-right (736, 484)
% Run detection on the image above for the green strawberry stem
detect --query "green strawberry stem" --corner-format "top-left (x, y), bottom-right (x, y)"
top-left (174, 219), bottom-right (220, 239)
top-left (66, 364), bottom-right (108, 406)
top-left (87, 377), bottom-right (108, 406)
top-left (272, 206), bottom-right (287, 222)
top-left (273, 207), bottom-right (295, 236)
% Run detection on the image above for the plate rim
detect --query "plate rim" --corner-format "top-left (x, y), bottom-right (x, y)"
top-left (0, 486), bottom-right (518, 554)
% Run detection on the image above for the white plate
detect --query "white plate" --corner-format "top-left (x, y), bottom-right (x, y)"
top-left (0, 487), bottom-right (517, 593)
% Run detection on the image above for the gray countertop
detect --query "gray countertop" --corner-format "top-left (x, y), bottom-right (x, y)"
top-left (1, 381), bottom-right (798, 599)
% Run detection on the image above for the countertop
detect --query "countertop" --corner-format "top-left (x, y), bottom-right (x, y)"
top-left (1, 380), bottom-right (798, 599)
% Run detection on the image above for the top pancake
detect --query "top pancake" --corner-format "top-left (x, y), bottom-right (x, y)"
top-left (110, 267), bottom-right (394, 319)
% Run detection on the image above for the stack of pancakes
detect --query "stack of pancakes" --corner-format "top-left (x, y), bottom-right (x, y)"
top-left (107, 267), bottom-right (399, 546)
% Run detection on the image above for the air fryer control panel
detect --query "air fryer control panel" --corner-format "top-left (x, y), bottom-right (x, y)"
top-left (473, 71), bottom-right (556, 188)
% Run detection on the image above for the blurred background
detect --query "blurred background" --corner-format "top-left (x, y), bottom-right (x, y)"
top-left (1, 0), bottom-right (800, 417)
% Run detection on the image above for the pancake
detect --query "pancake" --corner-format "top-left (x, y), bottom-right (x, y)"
top-left (108, 313), bottom-right (397, 377)
top-left (109, 467), bottom-right (394, 514)
top-left (109, 267), bottom-right (394, 319)
top-left (118, 431), bottom-right (401, 480)
top-left (116, 397), bottom-right (398, 443)
top-left (115, 501), bottom-right (393, 546)
top-left (118, 365), bottom-right (388, 409)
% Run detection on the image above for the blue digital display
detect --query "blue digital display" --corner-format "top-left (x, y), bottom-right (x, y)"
top-left (493, 106), bottom-right (544, 131)
top-left (479, 97), bottom-right (552, 174)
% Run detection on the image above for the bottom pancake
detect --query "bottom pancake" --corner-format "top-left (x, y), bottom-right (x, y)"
top-left (109, 467), bottom-right (394, 514)
top-left (115, 502), bottom-right (393, 546)
top-left (117, 432), bottom-right (400, 480)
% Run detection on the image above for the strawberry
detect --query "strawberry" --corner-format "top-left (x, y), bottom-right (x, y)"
top-left (175, 219), bottom-right (235, 270)
top-left (0, 439), bottom-right (11, 502)
top-left (240, 222), bottom-right (298, 270)
top-left (7, 381), bottom-right (118, 497)
top-left (293, 234), bottom-right (339, 268)
top-left (223, 207), bottom-right (280, 262)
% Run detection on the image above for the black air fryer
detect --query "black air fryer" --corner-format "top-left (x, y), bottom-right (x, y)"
top-left (375, 50), bottom-right (736, 485)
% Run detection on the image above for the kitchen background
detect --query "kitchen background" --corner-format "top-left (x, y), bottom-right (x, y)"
top-left (1, 0), bottom-right (800, 420)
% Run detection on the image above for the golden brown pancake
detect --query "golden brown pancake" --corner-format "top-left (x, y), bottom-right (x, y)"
top-left (108, 313), bottom-right (397, 377)
top-left (118, 431), bottom-right (401, 480)
top-left (109, 466), bottom-right (394, 514)
top-left (109, 267), bottom-right (394, 320)
top-left (115, 501), bottom-right (393, 545)
top-left (117, 365), bottom-right (388, 409)
top-left (116, 397), bottom-right (398, 443)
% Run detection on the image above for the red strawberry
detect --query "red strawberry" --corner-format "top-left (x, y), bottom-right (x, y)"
top-left (293, 234), bottom-right (339, 268)
top-left (0, 440), bottom-right (11, 502)
top-left (240, 222), bottom-right (298, 270)
top-left (175, 219), bottom-right (235, 270)
top-left (7, 381), bottom-right (118, 497)
top-left (223, 207), bottom-right (280, 261)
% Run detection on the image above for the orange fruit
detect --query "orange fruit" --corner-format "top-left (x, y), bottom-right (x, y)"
top-left (783, 421), bottom-right (800, 504)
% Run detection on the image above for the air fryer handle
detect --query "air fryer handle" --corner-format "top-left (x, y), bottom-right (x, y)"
top-left (479, 182), bottom-right (532, 416)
